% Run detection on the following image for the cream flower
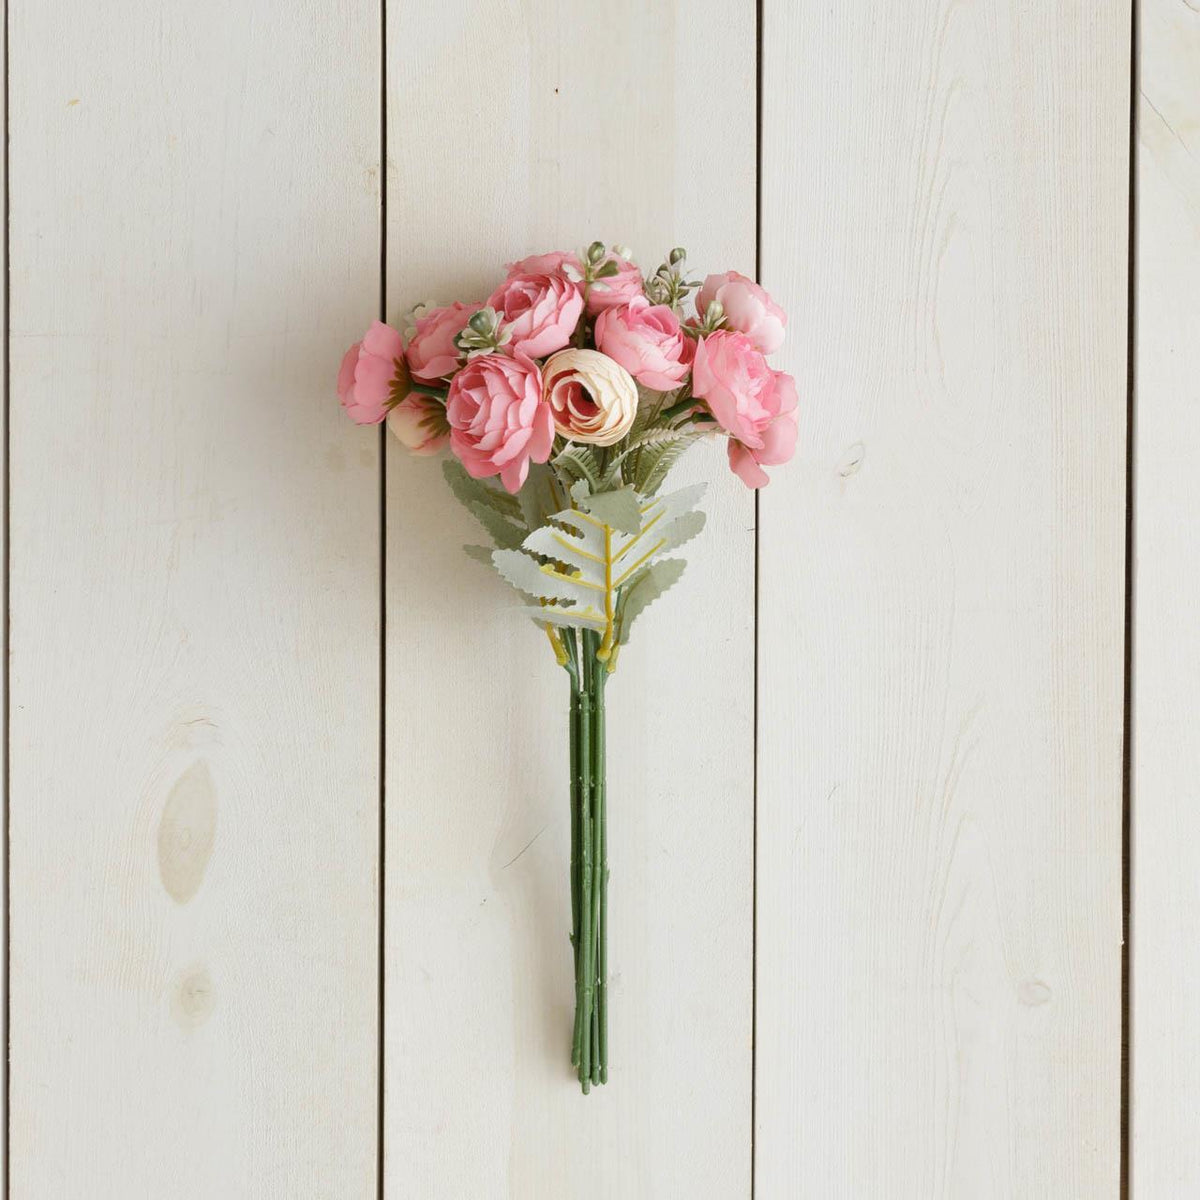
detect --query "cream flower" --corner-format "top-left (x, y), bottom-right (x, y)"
top-left (542, 349), bottom-right (638, 446)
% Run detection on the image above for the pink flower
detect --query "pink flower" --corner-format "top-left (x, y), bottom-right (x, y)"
top-left (446, 353), bottom-right (554, 493)
top-left (594, 297), bottom-right (694, 391)
top-left (506, 250), bottom-right (584, 279)
top-left (337, 320), bottom-right (409, 425)
top-left (692, 331), bottom-right (798, 489)
top-left (586, 252), bottom-right (644, 315)
top-left (405, 301), bottom-right (482, 381)
top-left (697, 271), bottom-right (787, 355)
top-left (487, 271), bottom-right (585, 359)
top-left (387, 393), bottom-right (449, 456)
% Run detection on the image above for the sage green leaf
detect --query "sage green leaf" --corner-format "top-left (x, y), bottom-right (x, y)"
top-left (633, 432), bottom-right (706, 495)
top-left (492, 547), bottom-right (599, 609)
top-left (553, 444), bottom-right (601, 491)
top-left (468, 501), bottom-right (526, 550)
top-left (518, 461), bottom-right (567, 531)
top-left (492, 481), bottom-right (707, 651)
top-left (442, 458), bottom-right (522, 522)
top-left (462, 544), bottom-right (496, 565)
top-left (578, 486), bottom-right (641, 535)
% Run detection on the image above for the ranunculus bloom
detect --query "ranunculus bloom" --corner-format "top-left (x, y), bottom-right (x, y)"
top-left (692, 331), bottom-right (798, 488)
top-left (697, 271), bottom-right (787, 355)
top-left (387, 393), bottom-right (450, 456)
top-left (506, 250), bottom-right (584, 279)
top-left (486, 271), bottom-right (585, 359)
top-left (446, 353), bottom-right (553, 492)
top-left (594, 297), bottom-right (694, 391)
top-left (337, 320), bottom-right (409, 425)
top-left (542, 349), bottom-right (638, 447)
top-left (586, 252), bottom-right (644, 315)
top-left (405, 301), bottom-right (482, 381)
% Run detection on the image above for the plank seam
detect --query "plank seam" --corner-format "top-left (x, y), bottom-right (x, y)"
top-left (3, 0), bottom-right (10, 1192)
top-left (377, 0), bottom-right (388, 1195)
top-left (1121, 0), bottom-right (1138, 1194)
top-left (751, 1), bottom-right (763, 1196)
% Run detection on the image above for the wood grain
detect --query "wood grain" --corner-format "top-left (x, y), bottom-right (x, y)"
top-left (756, 1), bottom-right (1128, 1194)
top-left (384, 3), bottom-right (755, 1194)
top-left (1131, 1), bottom-right (1200, 1192)
top-left (7, 3), bottom-right (381, 1194)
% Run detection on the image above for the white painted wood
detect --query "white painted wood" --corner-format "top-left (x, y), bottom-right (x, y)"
top-left (7, 3), bottom-right (381, 1194)
top-left (757, 2), bottom-right (1128, 1194)
top-left (1, 5), bottom-right (7, 1184)
top-left (1131, 2), bottom-right (1200, 1192)
top-left (384, 3), bottom-right (755, 1194)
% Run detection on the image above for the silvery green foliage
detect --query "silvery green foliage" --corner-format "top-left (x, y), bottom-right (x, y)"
top-left (491, 483), bottom-right (706, 647)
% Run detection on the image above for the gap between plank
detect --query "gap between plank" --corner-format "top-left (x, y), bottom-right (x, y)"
top-left (376, 0), bottom-right (388, 1196)
top-left (1120, 0), bottom-right (1138, 1194)
top-left (750, 0), bottom-right (763, 1196)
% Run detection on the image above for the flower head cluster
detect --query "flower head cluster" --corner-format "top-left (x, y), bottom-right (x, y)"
top-left (337, 243), bottom-right (796, 492)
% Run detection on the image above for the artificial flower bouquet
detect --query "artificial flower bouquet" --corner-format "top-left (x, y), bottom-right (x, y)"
top-left (339, 242), bottom-right (796, 1093)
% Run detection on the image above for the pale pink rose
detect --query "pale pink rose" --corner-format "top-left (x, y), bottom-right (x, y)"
top-left (586, 252), bottom-right (644, 315)
top-left (692, 331), bottom-right (798, 489)
top-left (506, 250), bottom-right (584, 279)
top-left (487, 271), bottom-right (585, 359)
top-left (405, 301), bottom-right (482, 381)
top-left (697, 271), bottom-right (787, 355)
top-left (387, 393), bottom-right (449, 456)
top-left (594, 297), bottom-right (694, 391)
top-left (337, 321), bottom-right (409, 425)
top-left (446, 353), bottom-right (554, 493)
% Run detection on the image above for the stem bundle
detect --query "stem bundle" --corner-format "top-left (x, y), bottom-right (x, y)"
top-left (565, 627), bottom-right (609, 1093)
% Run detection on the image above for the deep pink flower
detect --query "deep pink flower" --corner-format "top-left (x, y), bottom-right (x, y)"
top-left (446, 353), bottom-right (554, 493)
top-left (586, 252), bottom-right (644, 315)
top-left (697, 271), bottom-right (787, 355)
top-left (594, 297), bottom-right (694, 391)
top-left (692, 331), bottom-right (798, 488)
top-left (337, 321), bottom-right (408, 425)
top-left (487, 271), bottom-right (584, 359)
top-left (405, 301), bottom-right (482, 382)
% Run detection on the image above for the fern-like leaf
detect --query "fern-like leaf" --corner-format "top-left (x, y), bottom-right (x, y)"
top-left (492, 482), bottom-right (706, 657)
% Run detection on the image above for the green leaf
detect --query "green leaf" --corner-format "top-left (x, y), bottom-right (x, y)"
top-left (492, 482), bottom-right (707, 653)
top-left (553, 444), bottom-right (602, 492)
top-left (626, 386), bottom-right (669, 442)
top-left (634, 432), bottom-right (705, 495)
top-left (443, 458), bottom-right (522, 521)
top-left (462, 544), bottom-right (496, 566)
top-left (616, 557), bottom-right (687, 644)
top-left (467, 501), bottom-right (526, 550)
top-left (518, 462), bottom-right (568, 531)
top-left (577, 486), bottom-right (641, 535)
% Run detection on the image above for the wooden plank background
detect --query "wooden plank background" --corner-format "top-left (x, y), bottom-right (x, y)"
top-left (383, 4), bottom-right (756, 1195)
top-left (7, 2), bottom-right (381, 1194)
top-left (0, 0), bottom-right (1150, 1196)
top-left (1131, 0), bottom-right (1200, 1193)
top-left (756, 1), bottom-right (1128, 1194)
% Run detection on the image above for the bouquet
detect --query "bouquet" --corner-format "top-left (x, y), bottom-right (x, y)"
top-left (338, 242), bottom-right (796, 1093)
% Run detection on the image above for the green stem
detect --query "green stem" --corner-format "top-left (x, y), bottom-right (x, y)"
top-left (408, 382), bottom-right (447, 399)
top-left (567, 631), bottom-right (581, 1053)
top-left (593, 656), bottom-right (608, 1084)
top-left (576, 638), bottom-right (595, 1092)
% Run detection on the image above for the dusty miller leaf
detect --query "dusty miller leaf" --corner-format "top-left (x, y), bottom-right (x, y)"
top-left (577, 486), bottom-right (641, 535)
top-left (442, 458), bottom-right (522, 522)
top-left (518, 461), bottom-right (567, 531)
